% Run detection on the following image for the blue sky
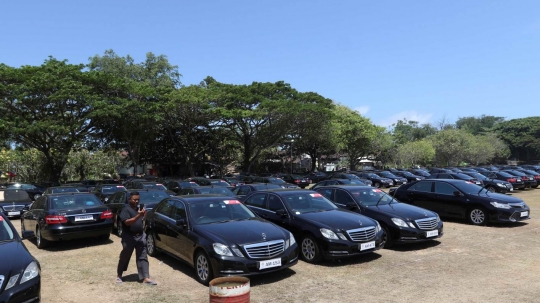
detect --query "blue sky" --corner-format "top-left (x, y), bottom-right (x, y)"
top-left (2, 1), bottom-right (539, 127)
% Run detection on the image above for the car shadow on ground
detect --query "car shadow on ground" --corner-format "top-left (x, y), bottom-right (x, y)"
top-left (249, 268), bottom-right (297, 286)
top-left (314, 252), bottom-right (382, 268)
top-left (440, 217), bottom-right (528, 229)
top-left (26, 237), bottom-right (113, 252)
top-left (387, 240), bottom-right (442, 252)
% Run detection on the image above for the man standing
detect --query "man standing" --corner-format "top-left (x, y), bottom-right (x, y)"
top-left (116, 191), bottom-right (157, 285)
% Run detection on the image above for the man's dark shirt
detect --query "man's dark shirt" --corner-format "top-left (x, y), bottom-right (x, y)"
top-left (119, 206), bottom-right (144, 235)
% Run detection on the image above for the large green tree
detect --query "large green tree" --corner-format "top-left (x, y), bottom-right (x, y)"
top-left (456, 115), bottom-right (505, 135)
top-left (0, 58), bottom-right (106, 182)
top-left (429, 129), bottom-right (473, 166)
top-left (493, 117), bottom-right (540, 162)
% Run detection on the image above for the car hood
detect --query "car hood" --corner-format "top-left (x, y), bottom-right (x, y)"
top-left (0, 240), bottom-right (35, 277)
top-left (296, 209), bottom-right (376, 230)
top-left (478, 192), bottom-right (524, 203)
top-left (194, 218), bottom-right (288, 245)
top-left (366, 203), bottom-right (437, 220)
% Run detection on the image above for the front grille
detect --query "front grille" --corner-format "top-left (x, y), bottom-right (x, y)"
top-left (1, 205), bottom-right (24, 211)
top-left (346, 227), bottom-right (376, 242)
top-left (243, 240), bottom-right (284, 259)
top-left (509, 203), bottom-right (526, 209)
top-left (415, 217), bottom-right (438, 230)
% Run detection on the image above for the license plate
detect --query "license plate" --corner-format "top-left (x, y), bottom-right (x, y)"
top-left (259, 258), bottom-right (282, 270)
top-left (8, 211), bottom-right (20, 216)
top-left (426, 230), bottom-right (439, 237)
top-left (521, 211), bottom-right (528, 217)
top-left (359, 241), bottom-right (376, 251)
top-left (75, 215), bottom-right (94, 222)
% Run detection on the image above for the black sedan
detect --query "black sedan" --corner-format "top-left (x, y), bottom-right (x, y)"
top-left (21, 193), bottom-right (114, 248)
top-left (0, 213), bottom-right (41, 302)
top-left (231, 183), bottom-right (282, 200)
top-left (252, 177), bottom-right (299, 189)
top-left (353, 172), bottom-right (393, 188)
top-left (503, 170), bottom-right (538, 189)
top-left (326, 172), bottom-right (372, 186)
top-left (391, 179), bottom-right (530, 225)
top-left (105, 189), bottom-right (171, 236)
top-left (0, 189), bottom-right (33, 218)
top-left (243, 189), bottom-right (384, 263)
top-left (374, 171), bottom-right (408, 186)
top-left (480, 171), bottom-right (526, 190)
top-left (316, 185), bottom-right (443, 248)
top-left (164, 180), bottom-right (200, 194)
top-left (42, 186), bottom-right (80, 194)
top-left (428, 172), bottom-right (482, 186)
top-left (6, 183), bottom-right (45, 201)
top-left (178, 186), bottom-right (236, 197)
top-left (144, 195), bottom-right (298, 285)
top-left (311, 179), bottom-right (366, 190)
top-left (461, 172), bottom-right (513, 194)
top-left (280, 175), bottom-right (310, 189)
top-left (393, 171), bottom-right (425, 183)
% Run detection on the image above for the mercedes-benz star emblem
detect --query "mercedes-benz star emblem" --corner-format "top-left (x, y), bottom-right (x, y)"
top-left (358, 220), bottom-right (363, 226)
top-left (262, 233), bottom-right (266, 240)
top-left (424, 212), bottom-right (427, 216)
top-left (82, 209), bottom-right (86, 213)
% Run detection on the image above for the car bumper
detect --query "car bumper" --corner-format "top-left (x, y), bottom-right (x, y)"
top-left (491, 207), bottom-right (531, 223)
top-left (0, 275), bottom-right (40, 303)
top-left (210, 245), bottom-right (298, 277)
top-left (393, 223), bottom-right (444, 244)
top-left (43, 222), bottom-right (113, 241)
top-left (511, 183), bottom-right (526, 189)
top-left (319, 231), bottom-right (384, 259)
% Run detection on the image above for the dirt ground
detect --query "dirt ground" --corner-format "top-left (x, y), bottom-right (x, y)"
top-left (11, 187), bottom-right (540, 303)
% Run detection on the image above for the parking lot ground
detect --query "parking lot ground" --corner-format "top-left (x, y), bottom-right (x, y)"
top-left (11, 188), bottom-right (540, 303)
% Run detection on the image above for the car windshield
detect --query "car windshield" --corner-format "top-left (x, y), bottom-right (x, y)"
top-left (466, 173), bottom-right (487, 180)
top-left (0, 189), bottom-right (32, 202)
top-left (49, 194), bottom-right (104, 209)
top-left (189, 200), bottom-right (256, 224)
top-left (399, 172), bottom-right (415, 177)
top-left (453, 182), bottom-right (487, 194)
top-left (507, 171), bottom-right (527, 177)
top-left (7, 183), bottom-right (37, 190)
top-left (268, 178), bottom-right (287, 184)
top-left (209, 180), bottom-right (230, 187)
top-left (102, 186), bottom-right (126, 194)
top-left (341, 174), bottom-right (359, 179)
top-left (454, 173), bottom-right (474, 179)
top-left (49, 187), bottom-right (79, 194)
top-left (496, 172), bottom-right (513, 178)
top-left (139, 191), bottom-right (170, 203)
top-left (291, 175), bottom-right (305, 180)
top-left (350, 188), bottom-right (397, 206)
top-left (179, 181), bottom-right (199, 187)
top-left (379, 172), bottom-right (397, 178)
top-left (142, 184), bottom-right (167, 190)
top-left (282, 192), bottom-right (337, 214)
top-left (0, 216), bottom-right (15, 241)
top-left (197, 188), bottom-right (235, 196)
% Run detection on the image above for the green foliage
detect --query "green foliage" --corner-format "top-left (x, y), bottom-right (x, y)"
top-left (0, 148), bottom-right (47, 182)
top-left (493, 117), bottom-right (540, 162)
top-left (429, 129), bottom-right (474, 166)
top-left (456, 115), bottom-right (505, 135)
top-left (394, 139), bottom-right (435, 167)
top-left (391, 119), bottom-right (436, 145)
top-left (62, 149), bottom-right (123, 181)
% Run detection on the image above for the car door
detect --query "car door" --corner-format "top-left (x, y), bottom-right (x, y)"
top-left (167, 200), bottom-right (195, 262)
top-left (433, 181), bottom-right (466, 218)
top-left (258, 194), bottom-right (290, 227)
top-left (402, 181), bottom-right (437, 211)
top-left (150, 200), bottom-right (175, 254)
top-left (23, 196), bottom-right (46, 232)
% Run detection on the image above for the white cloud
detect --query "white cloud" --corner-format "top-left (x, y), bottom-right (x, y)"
top-left (354, 106), bottom-right (370, 115)
top-left (376, 110), bottom-right (433, 127)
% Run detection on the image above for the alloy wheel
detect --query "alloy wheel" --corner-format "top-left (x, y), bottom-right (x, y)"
top-left (470, 209), bottom-right (486, 225)
top-left (302, 238), bottom-right (316, 260)
top-left (196, 254), bottom-right (209, 282)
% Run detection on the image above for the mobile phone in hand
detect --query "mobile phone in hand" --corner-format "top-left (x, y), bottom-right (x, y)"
top-left (139, 204), bottom-right (145, 211)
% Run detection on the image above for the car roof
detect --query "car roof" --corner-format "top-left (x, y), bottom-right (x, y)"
top-left (315, 185), bottom-right (373, 189)
top-left (174, 194), bottom-right (240, 204)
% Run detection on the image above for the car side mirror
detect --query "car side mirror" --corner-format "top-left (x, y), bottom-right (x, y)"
top-left (175, 219), bottom-right (186, 227)
top-left (22, 230), bottom-right (35, 239)
top-left (346, 202), bottom-right (358, 210)
top-left (453, 191), bottom-right (462, 197)
top-left (275, 209), bottom-right (288, 218)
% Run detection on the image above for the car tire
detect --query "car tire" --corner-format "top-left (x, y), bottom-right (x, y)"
top-left (21, 219), bottom-right (26, 234)
top-left (300, 235), bottom-right (322, 263)
top-left (194, 251), bottom-right (213, 285)
top-left (36, 227), bottom-right (49, 249)
top-left (147, 232), bottom-right (159, 257)
top-left (485, 185), bottom-right (496, 192)
top-left (382, 226), bottom-right (394, 248)
top-left (373, 182), bottom-right (381, 188)
top-left (117, 218), bottom-right (123, 237)
top-left (468, 207), bottom-right (488, 226)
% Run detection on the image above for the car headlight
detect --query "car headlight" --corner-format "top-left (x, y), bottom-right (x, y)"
top-left (496, 183), bottom-right (505, 187)
top-left (391, 218), bottom-right (409, 228)
top-left (320, 228), bottom-right (339, 240)
top-left (20, 261), bottom-right (39, 284)
top-left (231, 247), bottom-right (244, 258)
top-left (213, 243), bottom-right (234, 256)
top-left (5, 274), bottom-right (19, 290)
top-left (436, 214), bottom-right (441, 223)
top-left (375, 221), bottom-right (381, 233)
top-left (407, 222), bottom-right (416, 228)
top-left (416, 178), bottom-right (421, 180)
top-left (285, 232), bottom-right (296, 249)
top-left (490, 202), bottom-right (511, 209)
top-left (104, 197), bottom-right (109, 201)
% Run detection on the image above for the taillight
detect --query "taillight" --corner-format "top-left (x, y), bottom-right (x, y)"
top-left (507, 178), bottom-right (516, 183)
top-left (101, 210), bottom-right (113, 219)
top-left (294, 180), bottom-right (300, 183)
top-left (534, 176), bottom-right (540, 180)
top-left (46, 215), bottom-right (67, 224)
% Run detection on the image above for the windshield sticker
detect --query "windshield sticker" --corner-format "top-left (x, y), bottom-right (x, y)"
top-left (310, 193), bottom-right (322, 197)
top-left (372, 189), bottom-right (382, 193)
top-left (0, 216), bottom-right (3, 221)
top-left (223, 200), bottom-right (241, 204)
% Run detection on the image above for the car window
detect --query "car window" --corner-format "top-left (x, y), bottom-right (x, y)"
top-left (49, 194), bottom-right (103, 209)
top-left (434, 182), bottom-right (458, 195)
top-left (409, 181), bottom-right (433, 193)
top-left (237, 186), bottom-right (250, 196)
top-left (189, 199), bottom-right (255, 224)
top-left (267, 195), bottom-right (285, 211)
top-left (155, 200), bottom-right (174, 217)
top-left (283, 192), bottom-right (337, 214)
top-left (317, 189), bottom-right (333, 200)
top-left (244, 193), bottom-right (266, 208)
top-left (335, 190), bottom-right (354, 204)
top-left (172, 201), bottom-right (186, 220)
top-left (0, 217), bottom-right (15, 241)
top-left (438, 173), bottom-right (450, 178)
